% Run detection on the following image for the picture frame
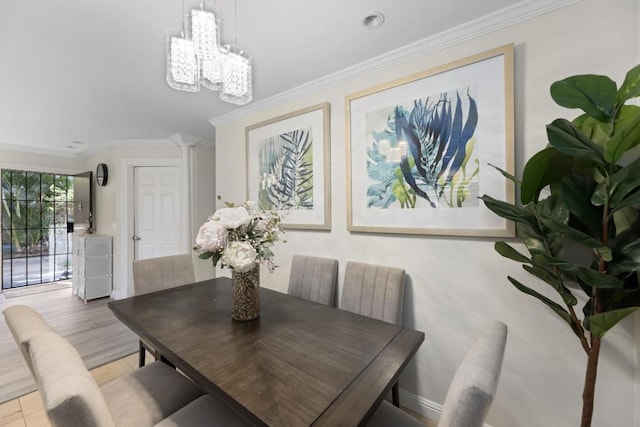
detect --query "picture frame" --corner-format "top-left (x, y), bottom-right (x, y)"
top-left (246, 102), bottom-right (331, 230)
top-left (346, 44), bottom-right (515, 237)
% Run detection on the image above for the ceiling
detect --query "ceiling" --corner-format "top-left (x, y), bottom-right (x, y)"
top-left (0, 0), bottom-right (564, 156)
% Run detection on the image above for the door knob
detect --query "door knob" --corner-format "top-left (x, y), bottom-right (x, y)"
top-left (132, 235), bottom-right (141, 241)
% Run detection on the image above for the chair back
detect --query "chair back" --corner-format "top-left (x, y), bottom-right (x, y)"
top-left (288, 255), bottom-right (338, 306)
top-left (3, 304), bottom-right (54, 378)
top-left (439, 320), bottom-right (508, 427)
top-left (132, 254), bottom-right (195, 295)
top-left (340, 261), bottom-right (405, 324)
top-left (29, 331), bottom-right (115, 427)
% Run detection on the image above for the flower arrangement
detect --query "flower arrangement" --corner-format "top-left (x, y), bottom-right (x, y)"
top-left (194, 201), bottom-right (284, 272)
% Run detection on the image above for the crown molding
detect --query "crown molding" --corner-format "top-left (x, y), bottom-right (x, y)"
top-left (209, 0), bottom-right (582, 127)
top-left (0, 141), bottom-right (84, 158)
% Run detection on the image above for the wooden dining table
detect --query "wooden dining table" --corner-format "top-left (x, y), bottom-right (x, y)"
top-left (108, 277), bottom-right (424, 426)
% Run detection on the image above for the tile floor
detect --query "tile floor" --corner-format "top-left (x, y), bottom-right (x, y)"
top-left (0, 352), bottom-right (436, 426)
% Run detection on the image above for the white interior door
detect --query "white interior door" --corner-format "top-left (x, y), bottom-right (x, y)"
top-left (133, 166), bottom-right (182, 260)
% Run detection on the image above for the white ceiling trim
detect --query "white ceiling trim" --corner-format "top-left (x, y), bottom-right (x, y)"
top-left (209, 0), bottom-right (582, 127)
top-left (0, 141), bottom-right (84, 159)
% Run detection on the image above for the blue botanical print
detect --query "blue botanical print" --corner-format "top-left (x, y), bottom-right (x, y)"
top-left (258, 127), bottom-right (313, 210)
top-left (366, 87), bottom-right (479, 209)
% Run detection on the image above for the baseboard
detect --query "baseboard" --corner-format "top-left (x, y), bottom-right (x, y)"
top-left (399, 389), bottom-right (443, 422)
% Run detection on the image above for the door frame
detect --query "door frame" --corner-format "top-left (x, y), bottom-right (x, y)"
top-left (115, 158), bottom-right (184, 299)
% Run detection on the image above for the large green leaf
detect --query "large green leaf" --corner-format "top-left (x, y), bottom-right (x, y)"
top-left (540, 255), bottom-right (623, 288)
top-left (613, 207), bottom-right (640, 235)
top-left (540, 216), bottom-right (611, 261)
top-left (589, 307), bottom-right (639, 338)
top-left (520, 147), bottom-right (574, 204)
top-left (608, 221), bottom-right (640, 275)
top-left (546, 119), bottom-right (607, 169)
top-left (488, 163), bottom-right (520, 185)
top-left (480, 195), bottom-right (537, 228)
top-left (507, 276), bottom-right (577, 333)
top-left (573, 114), bottom-right (613, 147)
top-left (616, 64), bottom-right (640, 104)
top-left (522, 264), bottom-right (577, 306)
top-left (517, 222), bottom-right (549, 257)
top-left (605, 109), bottom-right (640, 163)
top-left (609, 156), bottom-right (640, 210)
top-left (533, 196), bottom-right (569, 257)
top-left (495, 241), bottom-right (531, 263)
top-left (559, 175), bottom-right (601, 236)
top-left (550, 74), bottom-right (617, 122)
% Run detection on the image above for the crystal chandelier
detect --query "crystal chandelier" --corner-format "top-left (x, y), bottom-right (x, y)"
top-left (166, 1), bottom-right (252, 105)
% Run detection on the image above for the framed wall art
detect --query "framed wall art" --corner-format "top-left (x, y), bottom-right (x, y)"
top-left (346, 44), bottom-right (515, 237)
top-left (246, 102), bottom-right (331, 230)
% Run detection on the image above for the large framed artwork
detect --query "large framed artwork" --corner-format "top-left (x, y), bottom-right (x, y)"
top-left (346, 44), bottom-right (515, 237)
top-left (246, 102), bottom-right (331, 230)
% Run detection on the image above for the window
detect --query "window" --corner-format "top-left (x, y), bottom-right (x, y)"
top-left (2, 170), bottom-right (75, 289)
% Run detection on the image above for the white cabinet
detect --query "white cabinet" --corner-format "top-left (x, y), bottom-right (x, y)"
top-left (72, 234), bottom-right (112, 302)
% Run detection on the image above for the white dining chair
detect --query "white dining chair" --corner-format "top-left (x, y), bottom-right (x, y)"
top-left (132, 253), bottom-right (195, 367)
top-left (367, 320), bottom-right (508, 427)
top-left (288, 255), bottom-right (339, 306)
top-left (25, 330), bottom-right (250, 427)
top-left (340, 261), bottom-right (405, 406)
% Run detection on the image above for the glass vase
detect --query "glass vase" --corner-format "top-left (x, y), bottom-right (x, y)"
top-left (231, 265), bottom-right (260, 321)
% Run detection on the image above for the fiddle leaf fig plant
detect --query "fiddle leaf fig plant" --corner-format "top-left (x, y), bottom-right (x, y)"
top-left (481, 64), bottom-right (640, 427)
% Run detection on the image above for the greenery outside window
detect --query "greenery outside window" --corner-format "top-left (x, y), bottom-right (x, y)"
top-left (1, 170), bottom-right (75, 289)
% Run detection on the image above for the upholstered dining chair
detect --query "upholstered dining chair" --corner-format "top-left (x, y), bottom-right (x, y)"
top-left (3, 304), bottom-right (54, 377)
top-left (25, 330), bottom-right (248, 427)
top-left (132, 253), bottom-right (195, 367)
top-left (367, 320), bottom-right (508, 427)
top-left (288, 255), bottom-right (339, 306)
top-left (340, 261), bottom-right (405, 406)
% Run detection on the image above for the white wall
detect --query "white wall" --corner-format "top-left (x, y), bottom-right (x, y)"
top-left (213, 0), bottom-right (639, 425)
top-left (82, 140), bottom-right (216, 297)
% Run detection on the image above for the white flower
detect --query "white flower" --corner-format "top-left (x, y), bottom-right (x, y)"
top-left (214, 206), bottom-right (251, 229)
top-left (253, 212), bottom-right (272, 232)
top-left (222, 241), bottom-right (258, 272)
top-left (195, 220), bottom-right (228, 252)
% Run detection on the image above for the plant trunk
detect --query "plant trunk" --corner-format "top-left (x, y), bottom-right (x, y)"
top-left (581, 335), bottom-right (601, 427)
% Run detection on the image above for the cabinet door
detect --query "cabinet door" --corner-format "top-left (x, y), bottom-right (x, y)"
top-left (84, 236), bottom-right (111, 258)
top-left (84, 257), bottom-right (111, 278)
top-left (83, 276), bottom-right (111, 300)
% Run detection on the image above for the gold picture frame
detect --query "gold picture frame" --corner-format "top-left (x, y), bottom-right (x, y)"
top-left (246, 102), bottom-right (331, 230)
top-left (346, 44), bottom-right (515, 237)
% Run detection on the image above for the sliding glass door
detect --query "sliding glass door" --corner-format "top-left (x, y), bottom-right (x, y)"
top-left (1, 170), bottom-right (75, 289)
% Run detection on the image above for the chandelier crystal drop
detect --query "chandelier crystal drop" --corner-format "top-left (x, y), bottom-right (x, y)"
top-left (165, 1), bottom-right (252, 105)
top-left (220, 45), bottom-right (252, 105)
top-left (166, 32), bottom-right (200, 92)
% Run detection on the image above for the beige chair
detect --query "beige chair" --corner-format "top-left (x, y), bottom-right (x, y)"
top-left (367, 320), bottom-right (508, 427)
top-left (3, 305), bottom-right (54, 378)
top-left (26, 330), bottom-right (247, 427)
top-left (340, 261), bottom-right (405, 406)
top-left (132, 254), bottom-right (195, 367)
top-left (288, 255), bottom-right (339, 306)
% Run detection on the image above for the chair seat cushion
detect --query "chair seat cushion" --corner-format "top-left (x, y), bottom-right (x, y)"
top-left (101, 361), bottom-right (203, 427)
top-left (154, 395), bottom-right (249, 427)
